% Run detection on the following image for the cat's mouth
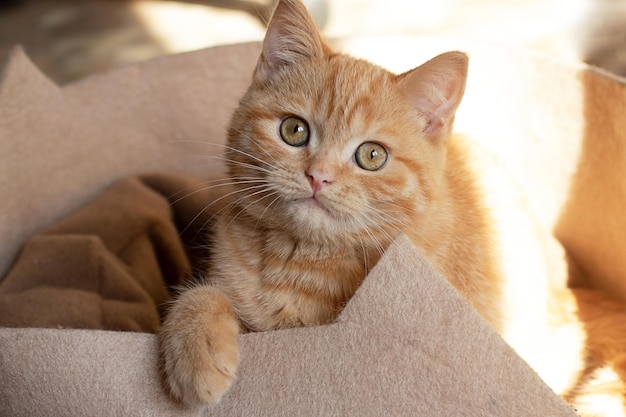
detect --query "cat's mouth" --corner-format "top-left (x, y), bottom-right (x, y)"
top-left (295, 196), bottom-right (333, 216)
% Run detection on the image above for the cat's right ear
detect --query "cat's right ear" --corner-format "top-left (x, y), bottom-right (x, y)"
top-left (397, 52), bottom-right (469, 141)
top-left (254, 0), bottom-right (330, 82)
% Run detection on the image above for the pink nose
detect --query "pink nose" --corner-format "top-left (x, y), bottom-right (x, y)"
top-left (306, 167), bottom-right (334, 193)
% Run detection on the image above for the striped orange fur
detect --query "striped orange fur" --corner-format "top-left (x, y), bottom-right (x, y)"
top-left (159, 0), bottom-right (503, 406)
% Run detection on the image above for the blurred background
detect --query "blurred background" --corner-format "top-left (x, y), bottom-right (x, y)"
top-left (0, 0), bottom-right (625, 85)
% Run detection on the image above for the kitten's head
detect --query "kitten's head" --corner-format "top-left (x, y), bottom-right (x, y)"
top-left (226, 0), bottom-right (467, 246)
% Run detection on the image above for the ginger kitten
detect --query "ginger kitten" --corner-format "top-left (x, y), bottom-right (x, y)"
top-left (159, 0), bottom-right (503, 406)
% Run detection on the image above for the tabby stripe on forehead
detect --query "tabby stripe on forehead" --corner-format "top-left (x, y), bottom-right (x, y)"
top-left (344, 95), bottom-right (374, 130)
top-left (321, 67), bottom-right (385, 134)
top-left (321, 72), bottom-right (337, 122)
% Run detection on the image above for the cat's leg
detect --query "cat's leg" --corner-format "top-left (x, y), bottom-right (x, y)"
top-left (159, 285), bottom-right (240, 406)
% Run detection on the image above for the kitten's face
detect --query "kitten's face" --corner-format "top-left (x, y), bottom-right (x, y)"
top-left (227, 57), bottom-right (437, 243)
top-left (224, 0), bottom-right (466, 245)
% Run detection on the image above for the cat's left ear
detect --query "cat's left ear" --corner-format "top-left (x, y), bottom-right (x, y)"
top-left (254, 0), bottom-right (330, 82)
top-left (397, 52), bottom-right (468, 140)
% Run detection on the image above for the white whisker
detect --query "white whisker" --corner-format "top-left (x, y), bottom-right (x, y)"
top-left (224, 188), bottom-right (278, 231)
top-left (255, 194), bottom-right (283, 229)
top-left (166, 177), bottom-right (265, 207)
top-left (194, 155), bottom-right (275, 176)
top-left (223, 144), bottom-right (281, 171)
top-left (175, 139), bottom-right (281, 171)
top-left (179, 182), bottom-right (270, 236)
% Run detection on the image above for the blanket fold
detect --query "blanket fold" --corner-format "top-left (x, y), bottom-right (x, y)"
top-left (0, 173), bottom-right (212, 332)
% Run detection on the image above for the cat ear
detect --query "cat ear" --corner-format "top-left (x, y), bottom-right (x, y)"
top-left (397, 52), bottom-right (468, 140)
top-left (254, 0), bottom-right (330, 81)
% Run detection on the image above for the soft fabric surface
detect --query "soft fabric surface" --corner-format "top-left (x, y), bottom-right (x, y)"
top-left (0, 236), bottom-right (573, 416)
top-left (0, 173), bottom-right (215, 332)
top-left (4, 35), bottom-right (626, 415)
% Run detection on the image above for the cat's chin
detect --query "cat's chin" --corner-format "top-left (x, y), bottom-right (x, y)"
top-left (289, 197), bottom-right (343, 236)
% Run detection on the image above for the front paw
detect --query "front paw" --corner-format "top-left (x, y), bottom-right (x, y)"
top-left (159, 285), bottom-right (240, 406)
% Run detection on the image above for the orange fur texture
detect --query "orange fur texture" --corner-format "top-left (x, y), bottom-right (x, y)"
top-left (159, 0), bottom-right (508, 407)
top-left (551, 288), bottom-right (626, 416)
top-left (552, 68), bottom-right (626, 416)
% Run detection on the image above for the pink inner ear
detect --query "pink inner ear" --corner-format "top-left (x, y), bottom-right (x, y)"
top-left (397, 52), bottom-right (468, 137)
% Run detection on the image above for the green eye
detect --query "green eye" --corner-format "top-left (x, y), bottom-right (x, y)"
top-left (355, 142), bottom-right (388, 171)
top-left (279, 116), bottom-right (309, 147)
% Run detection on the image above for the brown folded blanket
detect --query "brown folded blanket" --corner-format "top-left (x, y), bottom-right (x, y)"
top-left (0, 173), bottom-right (213, 332)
